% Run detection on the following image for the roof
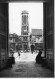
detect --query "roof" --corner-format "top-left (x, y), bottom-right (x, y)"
top-left (31, 29), bottom-right (42, 36)
top-left (9, 33), bottom-right (19, 37)
top-left (22, 10), bottom-right (28, 14)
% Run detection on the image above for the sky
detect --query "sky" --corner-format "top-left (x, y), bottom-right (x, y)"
top-left (9, 2), bottom-right (43, 35)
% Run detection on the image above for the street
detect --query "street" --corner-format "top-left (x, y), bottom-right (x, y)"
top-left (0, 52), bottom-right (54, 77)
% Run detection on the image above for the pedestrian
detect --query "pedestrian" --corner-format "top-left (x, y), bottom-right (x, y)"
top-left (9, 48), bottom-right (14, 57)
top-left (36, 49), bottom-right (42, 64)
top-left (30, 43), bottom-right (35, 54)
top-left (16, 44), bottom-right (20, 56)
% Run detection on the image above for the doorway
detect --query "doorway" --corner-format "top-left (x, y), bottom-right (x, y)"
top-left (0, 0), bottom-right (54, 74)
top-left (9, 2), bottom-right (44, 62)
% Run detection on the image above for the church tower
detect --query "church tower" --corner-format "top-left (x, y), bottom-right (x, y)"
top-left (21, 10), bottom-right (29, 35)
top-left (21, 10), bottom-right (29, 50)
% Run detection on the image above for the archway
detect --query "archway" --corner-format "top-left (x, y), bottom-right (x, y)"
top-left (0, 0), bottom-right (54, 70)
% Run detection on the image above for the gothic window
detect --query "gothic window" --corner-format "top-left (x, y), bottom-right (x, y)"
top-left (23, 26), bottom-right (26, 30)
top-left (23, 37), bottom-right (27, 41)
top-left (23, 33), bottom-right (28, 35)
top-left (23, 15), bottom-right (26, 24)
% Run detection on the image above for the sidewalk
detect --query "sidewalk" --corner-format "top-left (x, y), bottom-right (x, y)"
top-left (0, 52), bottom-right (54, 77)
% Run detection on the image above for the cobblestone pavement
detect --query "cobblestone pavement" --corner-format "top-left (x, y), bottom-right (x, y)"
top-left (0, 52), bottom-right (54, 78)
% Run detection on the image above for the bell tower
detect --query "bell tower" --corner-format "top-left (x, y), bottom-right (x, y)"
top-left (21, 10), bottom-right (29, 50)
top-left (21, 10), bottom-right (29, 35)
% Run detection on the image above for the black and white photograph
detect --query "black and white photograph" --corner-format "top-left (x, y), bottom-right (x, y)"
top-left (0, 0), bottom-right (54, 78)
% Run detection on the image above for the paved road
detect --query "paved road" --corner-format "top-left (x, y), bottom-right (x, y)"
top-left (0, 52), bottom-right (54, 78)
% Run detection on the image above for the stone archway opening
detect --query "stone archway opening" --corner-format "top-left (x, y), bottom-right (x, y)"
top-left (0, 0), bottom-right (54, 70)
top-left (9, 2), bottom-right (44, 62)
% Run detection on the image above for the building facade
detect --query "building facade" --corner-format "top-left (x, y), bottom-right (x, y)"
top-left (30, 29), bottom-right (43, 50)
top-left (9, 33), bottom-right (22, 52)
top-left (30, 29), bottom-right (43, 43)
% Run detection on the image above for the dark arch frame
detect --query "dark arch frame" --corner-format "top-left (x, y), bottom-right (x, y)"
top-left (0, 0), bottom-right (54, 70)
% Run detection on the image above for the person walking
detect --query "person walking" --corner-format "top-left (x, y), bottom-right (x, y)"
top-left (16, 44), bottom-right (20, 56)
top-left (30, 43), bottom-right (35, 54)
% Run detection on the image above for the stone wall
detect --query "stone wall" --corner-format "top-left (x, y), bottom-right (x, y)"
top-left (44, 0), bottom-right (54, 70)
top-left (0, 3), bottom-right (8, 70)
